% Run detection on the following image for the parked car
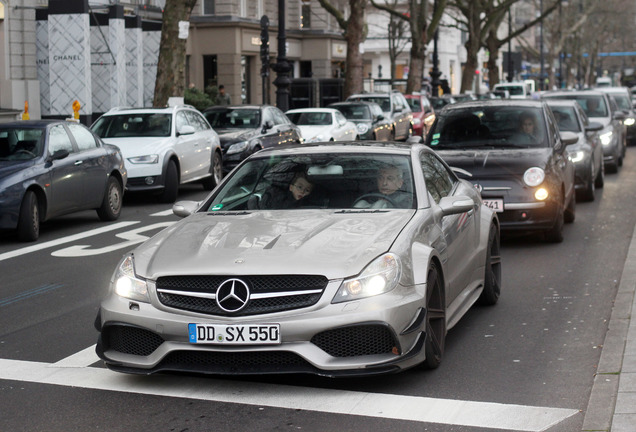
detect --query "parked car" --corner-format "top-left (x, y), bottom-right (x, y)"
top-left (0, 120), bottom-right (127, 241)
top-left (95, 141), bottom-right (501, 376)
top-left (285, 108), bottom-right (357, 142)
top-left (430, 95), bottom-right (457, 111)
top-left (426, 99), bottom-right (577, 242)
top-left (203, 105), bottom-right (302, 174)
top-left (328, 101), bottom-right (394, 141)
top-left (450, 93), bottom-right (478, 103)
top-left (346, 91), bottom-right (413, 140)
top-left (596, 86), bottom-right (636, 145)
top-left (546, 99), bottom-right (604, 201)
top-left (404, 93), bottom-right (436, 138)
top-left (91, 105), bottom-right (222, 203)
top-left (492, 82), bottom-right (530, 99)
top-left (542, 90), bottom-right (626, 173)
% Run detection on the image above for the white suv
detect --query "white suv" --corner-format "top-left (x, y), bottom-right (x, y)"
top-left (92, 105), bottom-right (222, 202)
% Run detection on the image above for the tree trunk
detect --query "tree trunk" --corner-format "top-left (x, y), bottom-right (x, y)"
top-left (153, 0), bottom-right (197, 107)
top-left (343, 0), bottom-right (367, 98)
top-left (460, 3), bottom-right (481, 93)
top-left (486, 31), bottom-right (500, 89)
top-left (406, 36), bottom-right (425, 94)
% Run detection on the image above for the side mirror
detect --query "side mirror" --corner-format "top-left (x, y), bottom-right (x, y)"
top-left (173, 200), bottom-right (200, 218)
top-left (375, 114), bottom-right (385, 122)
top-left (439, 195), bottom-right (475, 216)
top-left (262, 121), bottom-right (274, 132)
top-left (177, 125), bottom-right (196, 136)
top-left (559, 131), bottom-right (579, 147)
top-left (614, 112), bottom-right (626, 121)
top-left (48, 149), bottom-right (69, 161)
top-left (585, 121), bottom-right (603, 132)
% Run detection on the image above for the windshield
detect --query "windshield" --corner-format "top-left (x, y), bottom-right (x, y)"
top-left (612, 94), bottom-right (632, 110)
top-left (333, 105), bottom-right (372, 120)
top-left (545, 95), bottom-right (608, 118)
top-left (406, 98), bottom-right (422, 112)
top-left (427, 106), bottom-right (549, 149)
top-left (204, 153), bottom-right (415, 211)
top-left (287, 112), bottom-right (332, 126)
top-left (548, 106), bottom-right (581, 132)
top-left (0, 128), bottom-right (44, 161)
top-left (349, 97), bottom-right (391, 112)
top-left (495, 85), bottom-right (524, 96)
top-left (92, 113), bottom-right (171, 138)
top-left (204, 108), bottom-right (260, 129)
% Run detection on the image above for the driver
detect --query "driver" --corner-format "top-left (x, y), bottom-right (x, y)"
top-left (354, 164), bottom-right (411, 208)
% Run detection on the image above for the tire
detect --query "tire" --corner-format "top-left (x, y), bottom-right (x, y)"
top-left (478, 224), bottom-right (501, 306)
top-left (544, 202), bottom-right (564, 243)
top-left (403, 125), bottom-right (413, 142)
top-left (422, 263), bottom-right (446, 369)
top-left (579, 170), bottom-right (595, 202)
top-left (159, 160), bottom-right (179, 203)
top-left (564, 192), bottom-right (576, 223)
top-left (595, 161), bottom-right (605, 188)
top-left (605, 161), bottom-right (618, 174)
top-left (17, 191), bottom-right (39, 242)
top-left (202, 151), bottom-right (223, 191)
top-left (96, 176), bottom-right (123, 221)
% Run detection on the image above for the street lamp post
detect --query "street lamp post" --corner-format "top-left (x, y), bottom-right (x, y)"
top-left (271, 0), bottom-right (291, 111)
top-left (539, 0), bottom-right (544, 90)
top-left (430, 0), bottom-right (441, 96)
top-left (507, 7), bottom-right (513, 82)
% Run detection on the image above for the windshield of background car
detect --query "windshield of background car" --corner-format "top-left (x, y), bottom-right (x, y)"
top-left (611, 94), bottom-right (632, 110)
top-left (204, 108), bottom-right (261, 129)
top-left (204, 153), bottom-right (415, 211)
top-left (495, 85), bottom-right (524, 96)
top-left (92, 113), bottom-right (172, 138)
top-left (333, 105), bottom-right (372, 121)
top-left (545, 95), bottom-right (608, 118)
top-left (0, 128), bottom-right (44, 161)
top-left (548, 106), bottom-right (581, 132)
top-left (427, 106), bottom-right (549, 149)
top-left (405, 98), bottom-right (422, 112)
top-left (287, 112), bottom-right (332, 126)
top-left (349, 96), bottom-right (391, 112)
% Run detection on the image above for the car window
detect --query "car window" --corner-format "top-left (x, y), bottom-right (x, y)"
top-left (48, 124), bottom-right (75, 154)
top-left (272, 108), bottom-right (290, 125)
top-left (262, 108), bottom-right (275, 126)
top-left (204, 153), bottom-right (415, 210)
top-left (205, 108), bottom-right (261, 129)
top-left (406, 98), bottom-right (422, 112)
top-left (548, 106), bottom-right (580, 132)
top-left (0, 127), bottom-right (44, 160)
top-left (545, 95), bottom-right (608, 118)
top-left (176, 111), bottom-right (189, 131)
top-left (183, 110), bottom-right (203, 131)
top-left (287, 111), bottom-right (332, 126)
top-left (67, 123), bottom-right (98, 151)
top-left (334, 111), bottom-right (347, 125)
top-left (611, 94), bottom-right (632, 110)
top-left (92, 113), bottom-right (172, 138)
top-left (333, 105), bottom-right (371, 120)
top-left (193, 111), bottom-right (212, 130)
top-left (420, 152), bottom-right (454, 204)
top-left (350, 96), bottom-right (391, 112)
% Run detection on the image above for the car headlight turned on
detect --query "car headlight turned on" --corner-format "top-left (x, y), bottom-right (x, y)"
top-left (356, 123), bottom-right (369, 134)
top-left (600, 131), bottom-right (613, 146)
top-left (113, 254), bottom-right (150, 302)
top-left (333, 253), bottom-right (401, 303)
top-left (624, 117), bottom-right (635, 126)
top-left (227, 141), bottom-right (249, 155)
top-left (568, 150), bottom-right (585, 163)
top-left (534, 188), bottom-right (549, 200)
top-left (128, 154), bottom-right (159, 164)
top-left (523, 167), bottom-right (545, 187)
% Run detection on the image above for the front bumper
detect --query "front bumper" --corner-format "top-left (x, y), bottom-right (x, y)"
top-left (95, 280), bottom-right (428, 377)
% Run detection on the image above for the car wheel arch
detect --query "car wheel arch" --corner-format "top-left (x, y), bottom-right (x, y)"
top-left (25, 184), bottom-right (47, 221)
top-left (162, 153), bottom-right (181, 182)
top-left (410, 242), bottom-right (444, 287)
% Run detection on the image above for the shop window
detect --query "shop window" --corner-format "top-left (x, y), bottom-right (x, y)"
top-left (203, 0), bottom-right (214, 15)
top-left (203, 55), bottom-right (217, 88)
top-left (301, 4), bottom-right (311, 29)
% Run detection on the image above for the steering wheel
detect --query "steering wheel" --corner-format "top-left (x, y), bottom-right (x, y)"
top-left (353, 193), bottom-right (398, 208)
top-left (15, 149), bottom-right (35, 157)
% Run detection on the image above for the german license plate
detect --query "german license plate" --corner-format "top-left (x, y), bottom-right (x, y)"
top-left (483, 199), bottom-right (504, 213)
top-left (188, 323), bottom-right (281, 345)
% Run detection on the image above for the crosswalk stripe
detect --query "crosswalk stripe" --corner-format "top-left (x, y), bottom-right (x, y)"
top-left (0, 357), bottom-right (578, 431)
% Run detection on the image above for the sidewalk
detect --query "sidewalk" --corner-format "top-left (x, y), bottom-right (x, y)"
top-left (582, 223), bottom-right (636, 431)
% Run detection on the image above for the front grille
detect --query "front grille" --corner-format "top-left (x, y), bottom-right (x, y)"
top-left (104, 325), bottom-right (164, 356)
top-left (159, 351), bottom-right (316, 374)
top-left (156, 275), bottom-right (328, 316)
top-left (311, 324), bottom-right (398, 357)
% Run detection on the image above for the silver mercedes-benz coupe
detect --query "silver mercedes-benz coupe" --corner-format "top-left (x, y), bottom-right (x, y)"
top-left (95, 141), bottom-right (501, 377)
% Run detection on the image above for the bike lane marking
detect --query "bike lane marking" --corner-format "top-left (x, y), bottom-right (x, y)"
top-left (0, 355), bottom-right (579, 431)
top-left (0, 221), bottom-right (139, 262)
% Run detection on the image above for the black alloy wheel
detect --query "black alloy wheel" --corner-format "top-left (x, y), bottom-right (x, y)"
top-left (422, 263), bottom-right (446, 369)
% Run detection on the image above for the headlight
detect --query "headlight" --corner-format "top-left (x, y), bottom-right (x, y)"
top-left (413, 118), bottom-right (422, 125)
top-left (568, 150), bottom-right (585, 163)
top-left (227, 141), bottom-right (249, 155)
top-left (600, 131), bottom-right (613, 146)
top-left (128, 154), bottom-right (159, 164)
top-left (112, 254), bottom-right (149, 302)
top-left (523, 167), bottom-right (545, 187)
top-left (333, 253), bottom-right (401, 303)
top-left (535, 188), bottom-right (549, 200)
top-left (356, 123), bottom-right (369, 134)
top-left (624, 117), bottom-right (635, 126)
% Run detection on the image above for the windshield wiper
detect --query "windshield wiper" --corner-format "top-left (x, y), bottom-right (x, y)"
top-left (334, 209), bottom-right (390, 214)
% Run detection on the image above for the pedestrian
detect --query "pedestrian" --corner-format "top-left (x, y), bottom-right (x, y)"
top-left (215, 85), bottom-right (232, 105)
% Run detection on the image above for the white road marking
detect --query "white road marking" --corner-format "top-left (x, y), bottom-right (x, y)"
top-left (151, 209), bottom-right (174, 217)
top-left (0, 356), bottom-right (578, 431)
top-left (0, 222), bottom-right (139, 262)
top-left (52, 345), bottom-right (99, 368)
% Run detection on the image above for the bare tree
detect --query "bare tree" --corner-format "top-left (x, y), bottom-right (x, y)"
top-left (371, 0), bottom-right (447, 94)
top-left (153, 0), bottom-right (198, 107)
top-left (386, 1), bottom-right (410, 82)
top-left (317, 0), bottom-right (369, 98)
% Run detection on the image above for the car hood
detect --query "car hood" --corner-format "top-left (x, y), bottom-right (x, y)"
top-left (100, 136), bottom-right (174, 158)
top-left (133, 210), bottom-right (413, 280)
top-left (588, 116), bottom-right (611, 127)
top-left (0, 159), bottom-right (35, 178)
top-left (297, 125), bottom-right (331, 139)
top-left (216, 129), bottom-right (258, 146)
top-left (436, 148), bottom-right (553, 177)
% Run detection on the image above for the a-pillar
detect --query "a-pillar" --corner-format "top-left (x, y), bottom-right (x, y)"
top-left (48, 0), bottom-right (92, 123)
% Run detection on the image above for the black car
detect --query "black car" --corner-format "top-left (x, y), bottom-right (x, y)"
top-left (546, 99), bottom-right (604, 202)
top-left (0, 120), bottom-right (127, 241)
top-left (426, 100), bottom-right (577, 242)
top-left (327, 101), bottom-right (394, 141)
top-left (202, 105), bottom-right (302, 174)
top-left (597, 86), bottom-right (636, 146)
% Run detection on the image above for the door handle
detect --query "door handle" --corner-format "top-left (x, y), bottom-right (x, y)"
top-left (74, 160), bottom-right (83, 166)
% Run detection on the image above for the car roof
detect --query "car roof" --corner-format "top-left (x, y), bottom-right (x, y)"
top-left (544, 99), bottom-right (579, 107)
top-left (0, 119), bottom-right (71, 128)
top-left (254, 141), bottom-right (421, 157)
top-left (285, 108), bottom-right (340, 114)
top-left (543, 90), bottom-right (607, 97)
top-left (103, 105), bottom-right (197, 115)
top-left (204, 104), bottom-right (271, 111)
top-left (439, 99), bottom-right (545, 111)
top-left (348, 93), bottom-right (392, 98)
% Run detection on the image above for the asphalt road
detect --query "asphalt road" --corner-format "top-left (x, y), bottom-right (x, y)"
top-left (1, 147), bottom-right (635, 432)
